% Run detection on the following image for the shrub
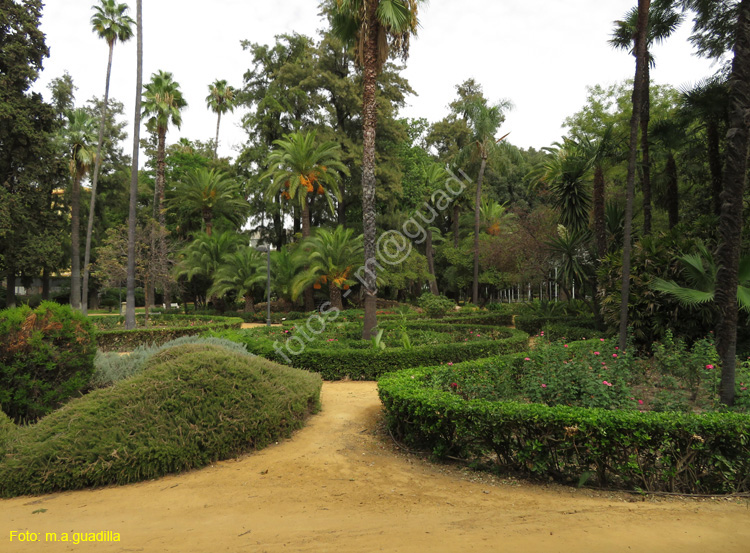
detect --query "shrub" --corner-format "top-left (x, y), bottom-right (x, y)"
top-left (0, 343), bottom-right (321, 497)
top-left (515, 314), bottom-right (595, 336)
top-left (417, 293), bottom-right (455, 318)
top-left (0, 302), bottom-right (96, 422)
top-left (0, 411), bottom-right (15, 450)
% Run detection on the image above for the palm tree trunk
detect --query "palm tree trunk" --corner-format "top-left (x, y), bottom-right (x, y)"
top-left (619, 0), bottom-right (650, 352)
top-left (426, 228), bottom-right (438, 295)
top-left (214, 111), bottom-right (221, 158)
top-left (82, 41), bottom-right (114, 315)
top-left (641, 62), bottom-right (652, 236)
top-left (302, 197), bottom-right (314, 312)
top-left (203, 206), bottom-right (213, 236)
top-left (125, 0), bottom-right (143, 330)
top-left (593, 164), bottom-right (607, 257)
top-left (472, 156), bottom-right (487, 304)
top-left (154, 125), bottom-right (169, 308)
top-left (716, 0), bottom-right (750, 406)
top-left (707, 120), bottom-right (723, 217)
top-left (666, 153), bottom-right (679, 229)
top-left (360, 0), bottom-right (379, 339)
top-left (244, 293), bottom-right (255, 313)
top-left (329, 282), bottom-right (343, 311)
top-left (70, 172), bottom-right (82, 310)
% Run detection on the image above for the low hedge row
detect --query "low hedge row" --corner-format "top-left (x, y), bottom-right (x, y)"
top-left (0, 344), bottom-right (322, 497)
top-left (515, 315), bottom-right (596, 336)
top-left (540, 322), bottom-right (605, 342)
top-left (208, 327), bottom-right (529, 380)
top-left (378, 364), bottom-right (750, 494)
top-left (97, 317), bottom-right (243, 351)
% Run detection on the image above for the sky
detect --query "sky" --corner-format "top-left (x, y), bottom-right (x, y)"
top-left (34, 0), bottom-right (722, 160)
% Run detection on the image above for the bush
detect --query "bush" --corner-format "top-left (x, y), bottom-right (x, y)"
top-left (515, 314), bottom-right (596, 336)
top-left (0, 302), bottom-right (96, 423)
top-left (0, 343), bottom-right (322, 497)
top-left (417, 293), bottom-right (455, 318)
top-left (379, 363), bottom-right (750, 494)
top-left (91, 335), bottom-right (253, 388)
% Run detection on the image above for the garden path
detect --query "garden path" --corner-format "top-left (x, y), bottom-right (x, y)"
top-left (1, 381), bottom-right (748, 552)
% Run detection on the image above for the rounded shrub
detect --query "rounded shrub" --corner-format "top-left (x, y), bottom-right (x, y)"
top-left (0, 302), bottom-right (96, 423)
top-left (0, 343), bottom-right (322, 497)
top-left (417, 292), bottom-right (455, 318)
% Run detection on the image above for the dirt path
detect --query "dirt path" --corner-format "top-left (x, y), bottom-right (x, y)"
top-left (2, 382), bottom-right (748, 552)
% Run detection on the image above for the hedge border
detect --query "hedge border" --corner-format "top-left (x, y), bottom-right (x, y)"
top-left (97, 317), bottom-right (243, 351)
top-left (378, 362), bottom-right (750, 495)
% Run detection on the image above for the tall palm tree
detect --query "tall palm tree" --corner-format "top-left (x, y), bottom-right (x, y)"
top-left (205, 79), bottom-right (236, 158)
top-left (208, 246), bottom-right (266, 312)
top-left (650, 118), bottom-right (685, 229)
top-left (125, 0), bottom-right (142, 329)
top-left (611, 0), bottom-right (682, 235)
top-left (423, 163), bottom-right (449, 294)
top-left (457, 99), bottom-right (512, 304)
top-left (82, 0), bottom-right (134, 314)
top-left (332, 0), bottom-right (424, 338)
top-left (63, 108), bottom-right (98, 310)
top-left (292, 225), bottom-right (364, 311)
top-left (271, 245), bottom-right (305, 309)
top-left (173, 231), bottom-right (239, 303)
top-left (619, 0), bottom-right (651, 351)
top-left (168, 168), bottom-right (249, 237)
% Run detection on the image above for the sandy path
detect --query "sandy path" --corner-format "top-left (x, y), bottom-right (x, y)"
top-left (2, 381), bottom-right (749, 552)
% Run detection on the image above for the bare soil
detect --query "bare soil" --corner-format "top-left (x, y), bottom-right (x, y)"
top-left (2, 382), bottom-right (749, 552)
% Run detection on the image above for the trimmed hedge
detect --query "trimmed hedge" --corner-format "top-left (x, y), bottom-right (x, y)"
top-left (515, 315), bottom-right (596, 336)
top-left (208, 326), bottom-right (529, 380)
top-left (0, 343), bottom-right (322, 497)
top-left (96, 316), bottom-right (243, 351)
top-left (541, 322), bottom-right (605, 342)
top-left (379, 363), bottom-right (750, 494)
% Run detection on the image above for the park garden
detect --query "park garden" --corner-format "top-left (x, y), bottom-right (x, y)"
top-left (1, 0), bottom-right (750, 499)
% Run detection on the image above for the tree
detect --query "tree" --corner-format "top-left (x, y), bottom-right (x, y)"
top-left (611, 0), bottom-right (682, 235)
top-left (205, 79), bottom-right (236, 158)
top-left (125, 0), bottom-right (142, 329)
top-left (332, 0), bottom-right (424, 338)
top-left (82, 0), bottom-right (134, 314)
top-left (168, 168), bottom-right (248, 237)
top-left (619, 0), bottom-right (651, 351)
top-left (650, 118), bottom-right (685, 229)
top-left (208, 246), bottom-right (266, 312)
top-left (293, 225), bottom-right (364, 310)
top-left (173, 231), bottom-right (240, 305)
top-left (63, 108), bottom-right (99, 310)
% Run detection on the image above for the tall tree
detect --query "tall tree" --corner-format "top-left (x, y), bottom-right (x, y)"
top-left (332, 0), bottom-right (424, 338)
top-left (82, 0), bottom-right (134, 314)
top-left (611, 0), bottom-right (682, 235)
top-left (208, 246), bottom-right (266, 312)
top-left (63, 108), bottom-right (98, 310)
top-left (125, 0), bottom-right (143, 329)
top-left (619, 0), bottom-right (651, 351)
top-left (205, 79), bottom-right (236, 158)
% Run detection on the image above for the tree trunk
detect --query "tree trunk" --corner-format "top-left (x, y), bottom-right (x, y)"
top-left (666, 153), bottom-right (679, 229)
top-left (42, 267), bottom-right (50, 301)
top-left (82, 40), bottom-right (114, 315)
top-left (214, 111), bottom-right (221, 158)
top-left (274, 191), bottom-right (284, 249)
top-left (126, 0), bottom-right (143, 330)
top-left (641, 61), bottom-right (652, 236)
top-left (70, 172), bottom-right (82, 310)
top-left (329, 282), bottom-right (343, 311)
top-left (707, 120), bottom-right (723, 217)
top-left (472, 155), bottom-right (487, 305)
top-left (244, 294), bottom-right (255, 313)
top-left (452, 203), bottom-right (460, 247)
top-left (360, 0), bottom-right (379, 339)
top-left (619, 0), bottom-right (650, 352)
top-left (5, 268), bottom-right (15, 308)
top-left (593, 164), bottom-right (607, 257)
top-left (154, 125), bottom-right (170, 308)
top-left (203, 205), bottom-right (213, 236)
top-left (426, 228), bottom-right (439, 295)
top-left (302, 197), bottom-right (315, 312)
top-left (716, 0), bottom-right (750, 406)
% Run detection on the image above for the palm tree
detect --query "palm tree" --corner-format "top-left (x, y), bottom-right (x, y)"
top-left (293, 226), bottom-right (364, 311)
top-left (271, 245), bottom-right (305, 309)
top-left (63, 108), bottom-right (98, 310)
top-left (173, 231), bottom-right (239, 303)
top-left (208, 246), bottom-right (266, 312)
top-left (650, 118), bottom-right (685, 229)
top-left (125, 0), bottom-right (142, 329)
top-left (611, 0), bottom-right (682, 235)
top-left (168, 168), bottom-right (248, 237)
top-left (457, 99), bottom-right (513, 304)
top-left (205, 79), bottom-right (236, 158)
top-left (332, 0), bottom-right (424, 338)
top-left (619, 0), bottom-right (651, 351)
top-left (423, 163), bottom-right (449, 294)
top-left (82, 0), bottom-right (134, 314)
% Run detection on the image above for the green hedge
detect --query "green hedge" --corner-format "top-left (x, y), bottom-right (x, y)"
top-left (96, 316), bottom-right (243, 351)
top-left (541, 322), bottom-right (605, 342)
top-left (208, 327), bottom-right (529, 380)
top-left (378, 364), bottom-right (750, 494)
top-left (515, 315), bottom-right (596, 335)
top-left (0, 343), bottom-right (321, 497)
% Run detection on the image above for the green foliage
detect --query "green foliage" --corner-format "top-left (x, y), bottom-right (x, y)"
top-left (379, 363), bottom-right (750, 494)
top-left (514, 314), bottom-right (596, 336)
top-left (0, 302), bottom-right (96, 423)
top-left (417, 292), bottom-right (455, 318)
top-left (0, 344), bottom-right (321, 497)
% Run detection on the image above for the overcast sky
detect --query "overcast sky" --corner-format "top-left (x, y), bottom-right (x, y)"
top-left (35, 1), bottom-right (721, 160)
